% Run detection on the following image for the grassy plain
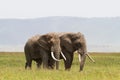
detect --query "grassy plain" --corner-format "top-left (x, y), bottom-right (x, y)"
top-left (0, 52), bottom-right (120, 80)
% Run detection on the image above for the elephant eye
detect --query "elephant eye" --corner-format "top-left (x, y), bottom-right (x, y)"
top-left (75, 43), bottom-right (82, 47)
top-left (72, 36), bottom-right (80, 41)
top-left (49, 41), bottom-right (53, 44)
top-left (71, 38), bottom-right (76, 41)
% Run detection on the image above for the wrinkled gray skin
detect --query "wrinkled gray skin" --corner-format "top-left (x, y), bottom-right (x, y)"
top-left (59, 32), bottom-right (87, 71)
top-left (24, 33), bottom-right (61, 70)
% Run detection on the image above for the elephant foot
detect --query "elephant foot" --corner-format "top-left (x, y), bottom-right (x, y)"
top-left (25, 67), bottom-right (31, 70)
top-left (65, 68), bottom-right (70, 71)
top-left (79, 69), bottom-right (83, 72)
top-left (25, 63), bottom-right (31, 70)
top-left (37, 66), bottom-right (41, 69)
top-left (48, 66), bottom-right (54, 70)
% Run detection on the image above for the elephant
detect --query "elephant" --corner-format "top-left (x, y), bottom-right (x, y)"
top-left (47, 32), bottom-right (94, 71)
top-left (58, 32), bottom-right (95, 71)
top-left (24, 33), bottom-right (66, 70)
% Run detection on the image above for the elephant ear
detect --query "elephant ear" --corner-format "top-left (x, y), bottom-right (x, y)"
top-left (38, 34), bottom-right (52, 50)
top-left (45, 35), bottom-right (53, 44)
top-left (61, 35), bottom-right (74, 52)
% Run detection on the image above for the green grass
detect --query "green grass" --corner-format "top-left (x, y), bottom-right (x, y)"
top-left (0, 52), bottom-right (120, 80)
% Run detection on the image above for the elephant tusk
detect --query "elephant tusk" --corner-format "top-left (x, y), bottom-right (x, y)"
top-left (86, 54), bottom-right (95, 63)
top-left (78, 54), bottom-right (81, 62)
top-left (51, 52), bottom-right (61, 61)
top-left (76, 51), bottom-right (81, 62)
top-left (61, 52), bottom-right (66, 61)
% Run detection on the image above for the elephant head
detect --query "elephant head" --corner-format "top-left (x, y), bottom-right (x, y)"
top-left (72, 32), bottom-right (95, 71)
top-left (38, 33), bottom-right (66, 69)
top-left (60, 32), bottom-right (94, 71)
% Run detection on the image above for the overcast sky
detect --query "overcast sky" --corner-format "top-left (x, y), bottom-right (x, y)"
top-left (0, 0), bottom-right (120, 19)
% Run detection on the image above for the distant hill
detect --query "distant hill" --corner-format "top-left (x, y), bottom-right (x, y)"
top-left (0, 16), bottom-right (120, 52)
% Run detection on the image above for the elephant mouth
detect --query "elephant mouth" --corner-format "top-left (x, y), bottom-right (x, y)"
top-left (51, 52), bottom-right (66, 61)
top-left (76, 51), bottom-right (95, 63)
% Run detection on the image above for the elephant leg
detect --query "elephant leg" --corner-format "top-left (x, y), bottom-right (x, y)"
top-left (48, 58), bottom-right (55, 69)
top-left (25, 59), bottom-right (32, 69)
top-left (65, 55), bottom-right (73, 70)
top-left (43, 57), bottom-right (48, 69)
top-left (63, 52), bottom-right (73, 71)
top-left (69, 54), bottom-right (74, 68)
top-left (80, 54), bottom-right (86, 71)
top-left (25, 62), bottom-right (28, 69)
top-left (42, 51), bottom-right (49, 69)
top-left (36, 58), bottom-right (42, 69)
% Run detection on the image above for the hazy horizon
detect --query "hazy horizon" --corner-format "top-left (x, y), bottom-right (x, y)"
top-left (0, 16), bottom-right (120, 52)
top-left (1, 44), bottom-right (120, 52)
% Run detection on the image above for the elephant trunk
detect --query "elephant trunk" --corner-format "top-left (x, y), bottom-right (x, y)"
top-left (76, 49), bottom-right (87, 71)
top-left (80, 52), bottom-right (86, 71)
top-left (55, 53), bottom-right (60, 70)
